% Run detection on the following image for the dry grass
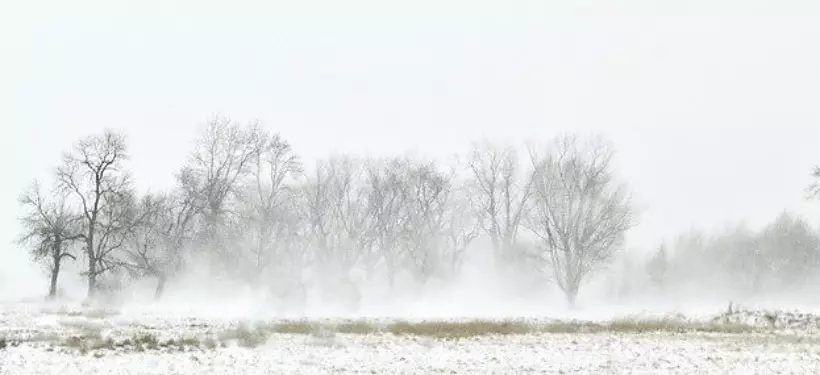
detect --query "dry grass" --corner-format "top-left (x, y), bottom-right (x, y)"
top-left (543, 319), bottom-right (756, 335)
top-left (246, 318), bottom-right (760, 340)
top-left (386, 320), bottom-right (531, 339)
top-left (9, 317), bottom-right (762, 354)
top-left (58, 331), bottom-right (204, 354)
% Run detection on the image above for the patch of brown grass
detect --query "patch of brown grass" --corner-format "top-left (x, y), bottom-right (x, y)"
top-left (386, 320), bottom-right (531, 339)
top-left (230, 318), bottom-right (760, 341)
top-left (536, 319), bottom-right (756, 335)
top-left (24, 317), bottom-right (762, 355)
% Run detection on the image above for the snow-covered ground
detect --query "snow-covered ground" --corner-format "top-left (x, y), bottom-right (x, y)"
top-left (5, 331), bottom-right (820, 374)
top-left (2, 302), bottom-right (820, 374)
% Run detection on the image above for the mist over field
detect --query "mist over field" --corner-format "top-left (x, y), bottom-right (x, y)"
top-left (3, 122), bottom-right (820, 324)
top-left (3, 0), bottom-right (820, 373)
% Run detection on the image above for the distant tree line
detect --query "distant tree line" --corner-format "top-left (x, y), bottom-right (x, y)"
top-left (16, 116), bottom-right (637, 308)
top-left (20, 117), bottom-right (820, 310)
top-left (629, 170), bottom-right (820, 302)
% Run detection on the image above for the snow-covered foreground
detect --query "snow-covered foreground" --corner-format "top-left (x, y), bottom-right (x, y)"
top-left (5, 331), bottom-right (820, 374)
top-left (3, 302), bottom-right (820, 374)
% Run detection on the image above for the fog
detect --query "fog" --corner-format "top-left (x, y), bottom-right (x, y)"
top-left (3, 0), bottom-right (820, 321)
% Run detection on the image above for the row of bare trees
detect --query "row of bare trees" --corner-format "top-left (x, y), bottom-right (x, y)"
top-left (17, 116), bottom-right (636, 307)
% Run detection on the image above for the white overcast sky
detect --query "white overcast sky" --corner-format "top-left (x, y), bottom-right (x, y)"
top-left (2, 0), bottom-right (820, 269)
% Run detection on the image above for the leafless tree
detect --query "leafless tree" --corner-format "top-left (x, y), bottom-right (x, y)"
top-left (290, 156), bottom-right (372, 312)
top-left (302, 162), bottom-right (333, 266)
top-left (17, 182), bottom-right (82, 299)
top-left (306, 156), bottom-right (372, 275)
top-left (186, 116), bottom-right (268, 275)
top-left (527, 134), bottom-right (636, 306)
top-left (400, 159), bottom-right (454, 282)
top-left (187, 116), bottom-right (265, 236)
top-left (119, 188), bottom-right (202, 300)
top-left (466, 140), bottom-right (535, 264)
top-left (119, 193), bottom-right (168, 297)
top-left (260, 185), bottom-right (311, 306)
top-left (144, 168), bottom-right (207, 299)
top-left (55, 130), bottom-right (133, 297)
top-left (440, 181), bottom-right (481, 276)
top-left (365, 157), bottom-right (414, 286)
top-left (242, 132), bottom-right (303, 279)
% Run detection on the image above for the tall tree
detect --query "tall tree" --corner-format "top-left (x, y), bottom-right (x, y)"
top-left (243, 132), bottom-right (302, 279)
top-left (439, 181), bottom-right (481, 277)
top-left (55, 130), bottom-right (133, 298)
top-left (123, 168), bottom-right (206, 300)
top-left (366, 157), bottom-right (413, 286)
top-left (188, 116), bottom-right (265, 223)
top-left (466, 140), bottom-right (534, 264)
top-left (308, 156), bottom-right (372, 275)
top-left (401, 159), bottom-right (453, 283)
top-left (527, 134), bottom-right (636, 307)
top-left (119, 191), bottom-right (198, 300)
top-left (186, 116), bottom-right (266, 272)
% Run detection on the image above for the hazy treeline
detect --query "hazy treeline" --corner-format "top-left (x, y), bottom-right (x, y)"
top-left (16, 116), bottom-right (636, 309)
top-left (634, 212), bottom-right (820, 302)
top-left (15, 116), bottom-right (820, 311)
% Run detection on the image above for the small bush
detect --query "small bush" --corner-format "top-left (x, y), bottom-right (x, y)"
top-left (133, 333), bottom-right (159, 350)
top-left (220, 323), bottom-right (270, 348)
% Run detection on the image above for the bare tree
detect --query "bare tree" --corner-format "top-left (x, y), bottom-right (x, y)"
top-left (119, 190), bottom-right (201, 300)
top-left (242, 132), bottom-right (303, 279)
top-left (306, 156), bottom-right (372, 274)
top-left (17, 182), bottom-right (82, 299)
top-left (440, 181), bottom-right (481, 277)
top-left (527, 134), bottom-right (636, 307)
top-left (187, 116), bottom-right (265, 235)
top-left (186, 116), bottom-right (267, 274)
top-left (365, 157), bottom-right (413, 286)
top-left (401, 159), bottom-right (453, 282)
top-left (55, 130), bottom-right (133, 298)
top-left (466, 140), bottom-right (534, 264)
top-left (295, 155), bottom-right (372, 313)
top-left (302, 161), bottom-right (334, 266)
top-left (119, 194), bottom-right (167, 294)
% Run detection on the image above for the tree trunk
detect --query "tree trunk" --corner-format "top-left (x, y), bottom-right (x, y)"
top-left (48, 236), bottom-right (63, 299)
top-left (154, 274), bottom-right (167, 301)
top-left (49, 259), bottom-right (60, 300)
top-left (564, 283), bottom-right (580, 309)
top-left (87, 253), bottom-right (97, 298)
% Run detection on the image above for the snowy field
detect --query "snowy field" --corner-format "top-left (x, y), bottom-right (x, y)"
top-left (3, 302), bottom-right (820, 374)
